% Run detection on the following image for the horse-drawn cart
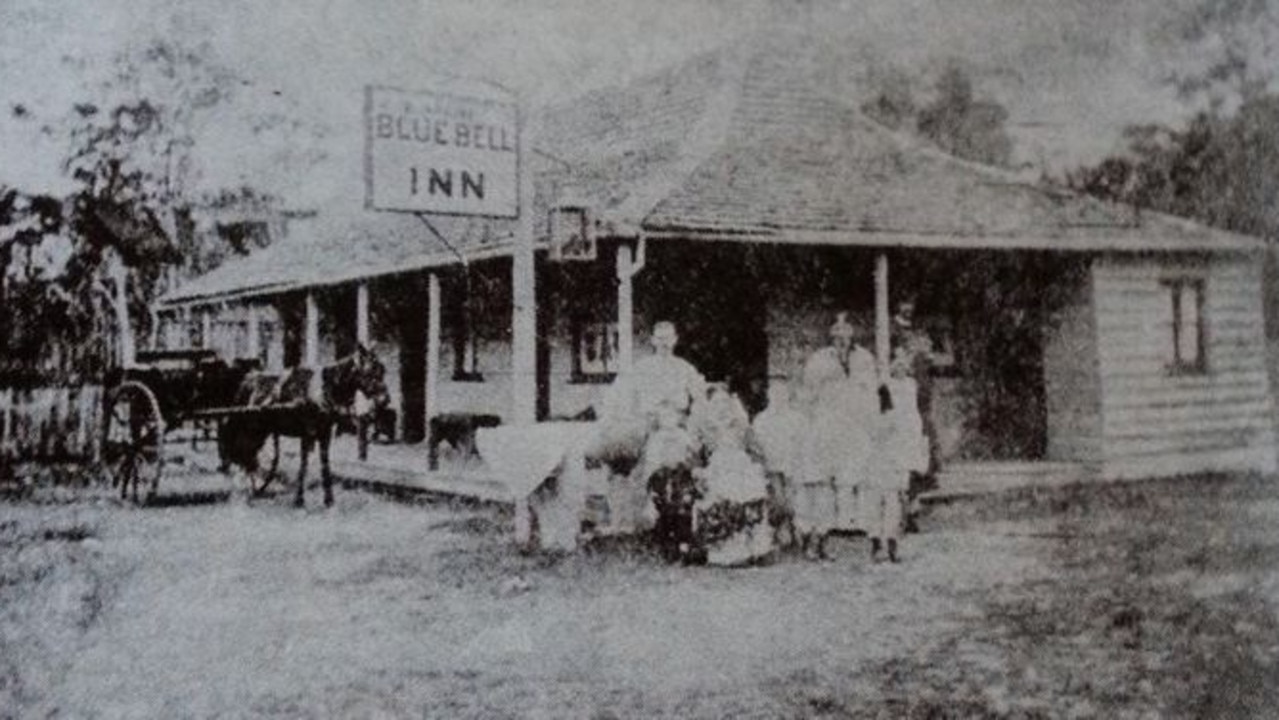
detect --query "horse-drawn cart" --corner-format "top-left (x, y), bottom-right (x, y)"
top-left (100, 349), bottom-right (280, 502)
top-left (101, 346), bottom-right (388, 506)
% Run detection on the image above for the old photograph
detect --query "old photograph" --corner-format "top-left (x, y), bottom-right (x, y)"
top-left (2, 0), bottom-right (1278, 716)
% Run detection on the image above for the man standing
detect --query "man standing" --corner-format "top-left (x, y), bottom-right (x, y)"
top-left (798, 312), bottom-right (876, 559)
top-left (892, 303), bottom-right (940, 532)
top-left (626, 321), bottom-right (708, 424)
top-left (584, 321), bottom-right (708, 534)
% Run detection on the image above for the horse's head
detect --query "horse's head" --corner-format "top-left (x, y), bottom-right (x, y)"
top-left (324, 345), bottom-right (388, 416)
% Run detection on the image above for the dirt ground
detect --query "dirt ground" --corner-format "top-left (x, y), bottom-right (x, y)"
top-left (2, 470), bottom-right (1279, 719)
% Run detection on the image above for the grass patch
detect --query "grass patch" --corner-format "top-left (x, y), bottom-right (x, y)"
top-left (858, 472), bottom-right (1279, 718)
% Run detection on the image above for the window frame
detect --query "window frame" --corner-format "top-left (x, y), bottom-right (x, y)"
top-left (569, 316), bottom-right (619, 384)
top-left (451, 320), bottom-right (484, 383)
top-left (449, 284), bottom-right (485, 383)
top-left (1162, 277), bottom-right (1207, 375)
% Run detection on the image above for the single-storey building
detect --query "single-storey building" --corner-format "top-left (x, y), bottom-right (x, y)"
top-left (157, 47), bottom-right (1277, 482)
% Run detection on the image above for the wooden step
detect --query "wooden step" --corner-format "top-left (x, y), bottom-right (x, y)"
top-left (924, 461), bottom-right (1099, 502)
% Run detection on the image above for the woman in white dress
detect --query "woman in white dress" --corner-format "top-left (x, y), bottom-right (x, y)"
top-left (798, 312), bottom-right (877, 559)
top-left (861, 364), bottom-right (929, 563)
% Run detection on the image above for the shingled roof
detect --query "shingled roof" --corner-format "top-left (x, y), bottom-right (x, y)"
top-left (537, 42), bottom-right (1258, 251)
top-left (161, 40), bottom-right (1260, 306)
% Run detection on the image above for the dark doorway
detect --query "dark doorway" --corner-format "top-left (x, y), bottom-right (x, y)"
top-left (896, 250), bottom-right (1052, 460)
top-left (389, 276), bottom-right (427, 443)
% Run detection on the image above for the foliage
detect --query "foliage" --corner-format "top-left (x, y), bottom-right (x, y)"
top-left (1164, 0), bottom-right (1279, 103)
top-left (0, 187), bottom-right (73, 381)
top-left (2, 39), bottom-right (290, 382)
top-left (863, 61), bottom-right (1014, 168)
top-left (1067, 93), bottom-right (1279, 241)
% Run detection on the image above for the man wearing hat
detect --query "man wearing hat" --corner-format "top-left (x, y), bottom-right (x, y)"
top-left (628, 321), bottom-right (707, 423)
top-left (892, 302), bottom-right (940, 529)
top-left (798, 312), bottom-right (877, 559)
top-left (589, 321), bottom-right (707, 532)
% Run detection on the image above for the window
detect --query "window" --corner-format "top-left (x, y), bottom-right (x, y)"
top-left (1164, 279), bottom-right (1206, 373)
top-left (571, 319), bottom-right (619, 383)
top-left (452, 318), bottom-right (483, 382)
top-left (447, 272), bottom-right (487, 382)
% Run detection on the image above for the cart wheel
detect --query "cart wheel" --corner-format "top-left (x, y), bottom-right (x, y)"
top-left (250, 434), bottom-right (280, 495)
top-left (102, 382), bottom-right (165, 504)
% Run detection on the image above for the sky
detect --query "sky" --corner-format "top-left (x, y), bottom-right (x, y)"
top-left (0, 0), bottom-right (1273, 210)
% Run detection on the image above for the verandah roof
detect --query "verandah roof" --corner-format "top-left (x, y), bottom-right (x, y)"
top-left (160, 41), bottom-right (1261, 308)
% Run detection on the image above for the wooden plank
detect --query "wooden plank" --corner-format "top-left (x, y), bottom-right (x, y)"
top-left (1095, 313), bottom-right (1263, 331)
top-left (1101, 369), bottom-right (1269, 390)
top-left (1105, 402), bottom-right (1272, 430)
top-left (1103, 445), bottom-right (1275, 479)
top-left (1106, 432), bottom-right (1271, 461)
top-left (188, 401), bottom-right (306, 419)
top-left (1096, 300), bottom-right (1263, 319)
top-left (1102, 386), bottom-right (1271, 411)
top-left (1105, 415), bottom-right (1272, 446)
top-left (1104, 388), bottom-right (1270, 413)
top-left (1097, 354), bottom-right (1266, 374)
top-left (1094, 262), bottom-right (1260, 279)
top-left (1094, 274), bottom-right (1260, 293)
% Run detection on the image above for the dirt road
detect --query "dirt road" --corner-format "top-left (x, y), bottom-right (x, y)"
top-left (4, 472), bottom-right (1278, 718)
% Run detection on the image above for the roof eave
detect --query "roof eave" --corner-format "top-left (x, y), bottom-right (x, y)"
top-left (636, 223), bottom-right (1266, 253)
top-left (157, 241), bottom-right (517, 309)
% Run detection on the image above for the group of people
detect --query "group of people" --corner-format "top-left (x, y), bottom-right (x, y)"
top-left (572, 313), bottom-right (931, 567)
top-left (754, 312), bottom-right (929, 563)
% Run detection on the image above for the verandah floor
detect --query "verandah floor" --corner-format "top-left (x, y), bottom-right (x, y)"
top-left (159, 427), bottom-right (1098, 508)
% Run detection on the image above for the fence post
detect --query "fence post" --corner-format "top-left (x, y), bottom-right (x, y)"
top-left (0, 388), bottom-right (11, 459)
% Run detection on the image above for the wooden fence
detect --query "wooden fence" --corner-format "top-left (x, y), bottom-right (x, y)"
top-left (0, 385), bottom-right (103, 462)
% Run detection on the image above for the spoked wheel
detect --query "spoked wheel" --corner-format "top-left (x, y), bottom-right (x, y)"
top-left (250, 434), bottom-right (281, 496)
top-left (102, 382), bottom-right (165, 504)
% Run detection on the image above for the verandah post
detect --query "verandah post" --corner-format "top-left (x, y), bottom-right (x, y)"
top-left (510, 107), bottom-right (537, 426)
top-left (875, 252), bottom-right (890, 373)
top-left (616, 246), bottom-right (634, 375)
top-left (201, 308), bottom-right (213, 352)
top-left (247, 304), bottom-right (261, 361)
top-left (304, 291), bottom-right (319, 368)
top-left (426, 272), bottom-right (441, 457)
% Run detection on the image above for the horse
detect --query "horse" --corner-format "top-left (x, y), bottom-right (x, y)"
top-left (217, 344), bottom-right (390, 508)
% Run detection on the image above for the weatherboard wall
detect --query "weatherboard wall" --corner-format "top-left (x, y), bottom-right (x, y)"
top-left (1093, 252), bottom-right (1278, 479)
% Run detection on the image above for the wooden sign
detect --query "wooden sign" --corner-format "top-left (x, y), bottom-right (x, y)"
top-left (365, 85), bottom-right (518, 218)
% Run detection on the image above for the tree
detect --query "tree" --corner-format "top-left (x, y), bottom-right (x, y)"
top-left (916, 63), bottom-right (1013, 168)
top-left (3, 38), bottom-right (281, 379)
top-left (1067, 93), bottom-right (1279, 241)
top-left (0, 186), bottom-right (65, 381)
top-left (862, 61), bottom-right (1014, 168)
top-left (1164, 0), bottom-right (1279, 104)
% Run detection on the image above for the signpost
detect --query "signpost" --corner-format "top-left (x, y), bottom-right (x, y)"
top-left (364, 82), bottom-right (535, 426)
top-left (365, 85), bottom-right (519, 218)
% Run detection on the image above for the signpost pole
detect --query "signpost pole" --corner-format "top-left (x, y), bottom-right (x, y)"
top-left (510, 106), bottom-right (537, 425)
